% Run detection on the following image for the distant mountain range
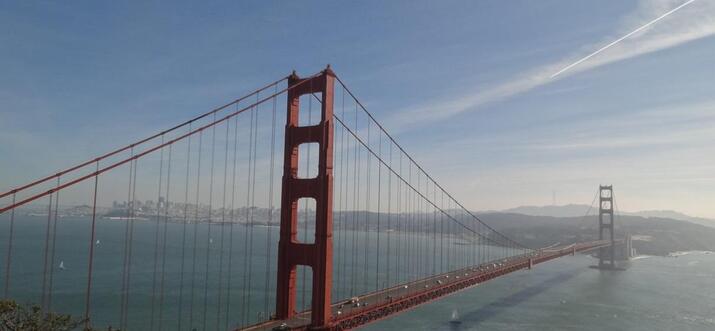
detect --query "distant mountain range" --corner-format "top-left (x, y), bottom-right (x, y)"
top-left (495, 204), bottom-right (715, 228)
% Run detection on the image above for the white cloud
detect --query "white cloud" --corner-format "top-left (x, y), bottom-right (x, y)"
top-left (393, 0), bottom-right (715, 128)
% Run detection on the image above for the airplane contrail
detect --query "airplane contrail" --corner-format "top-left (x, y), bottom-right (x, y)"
top-left (551, 0), bottom-right (697, 78)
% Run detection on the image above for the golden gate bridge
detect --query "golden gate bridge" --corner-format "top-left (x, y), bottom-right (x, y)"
top-left (0, 66), bottom-right (619, 330)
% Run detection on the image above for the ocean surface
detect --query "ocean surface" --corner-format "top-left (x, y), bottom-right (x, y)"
top-left (2, 215), bottom-right (714, 330)
top-left (367, 252), bottom-right (715, 331)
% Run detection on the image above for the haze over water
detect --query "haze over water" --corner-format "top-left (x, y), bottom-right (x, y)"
top-left (3, 215), bottom-right (713, 330)
top-left (3, 214), bottom-right (515, 329)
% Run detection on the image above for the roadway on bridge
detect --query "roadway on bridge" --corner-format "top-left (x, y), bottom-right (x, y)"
top-left (243, 240), bottom-right (610, 331)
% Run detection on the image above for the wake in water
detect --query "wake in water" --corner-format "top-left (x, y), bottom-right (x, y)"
top-left (449, 309), bottom-right (461, 325)
top-left (668, 250), bottom-right (715, 257)
top-left (630, 255), bottom-right (653, 261)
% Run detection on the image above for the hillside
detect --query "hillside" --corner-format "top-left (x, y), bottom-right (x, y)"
top-left (330, 210), bottom-right (715, 256)
top-left (477, 212), bottom-right (715, 256)
top-left (500, 205), bottom-right (715, 228)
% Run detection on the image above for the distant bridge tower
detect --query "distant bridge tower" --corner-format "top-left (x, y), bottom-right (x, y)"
top-left (598, 185), bottom-right (616, 269)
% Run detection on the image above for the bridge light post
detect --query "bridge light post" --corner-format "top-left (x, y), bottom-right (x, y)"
top-left (276, 67), bottom-right (335, 329)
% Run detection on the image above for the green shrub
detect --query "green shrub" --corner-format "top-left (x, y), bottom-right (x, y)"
top-left (0, 300), bottom-right (86, 331)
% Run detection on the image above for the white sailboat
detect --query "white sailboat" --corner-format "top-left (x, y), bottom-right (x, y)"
top-left (59, 261), bottom-right (66, 270)
top-left (96, 239), bottom-right (101, 246)
top-left (449, 309), bottom-right (461, 325)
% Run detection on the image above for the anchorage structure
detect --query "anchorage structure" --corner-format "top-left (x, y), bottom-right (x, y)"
top-left (598, 185), bottom-right (616, 269)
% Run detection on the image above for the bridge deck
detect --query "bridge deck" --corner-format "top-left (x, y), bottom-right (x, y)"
top-left (241, 240), bottom-right (611, 331)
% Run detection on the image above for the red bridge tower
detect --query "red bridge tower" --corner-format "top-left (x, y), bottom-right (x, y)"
top-left (276, 67), bottom-right (335, 329)
top-left (598, 185), bottom-right (616, 269)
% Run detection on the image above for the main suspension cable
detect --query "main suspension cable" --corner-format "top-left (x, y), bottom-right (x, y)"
top-left (334, 75), bottom-right (530, 251)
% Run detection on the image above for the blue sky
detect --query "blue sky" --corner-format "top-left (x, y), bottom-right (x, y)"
top-left (1, 1), bottom-right (714, 217)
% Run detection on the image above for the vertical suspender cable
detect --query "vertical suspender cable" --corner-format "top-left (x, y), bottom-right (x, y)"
top-left (129, 159), bottom-right (139, 325)
top-left (41, 191), bottom-right (53, 311)
top-left (355, 110), bottom-right (362, 294)
top-left (246, 93), bottom-right (260, 323)
top-left (120, 149), bottom-right (134, 330)
top-left (386, 141), bottom-right (392, 288)
top-left (447, 199), bottom-right (452, 271)
top-left (440, 189), bottom-right (444, 273)
top-left (415, 172), bottom-right (420, 279)
top-left (216, 119), bottom-right (231, 327)
top-left (264, 91), bottom-right (278, 317)
top-left (406, 162), bottom-right (411, 282)
top-left (158, 144), bottom-right (172, 331)
top-left (423, 175), bottom-right (428, 278)
top-left (397, 152), bottom-right (403, 283)
top-left (123, 157), bottom-right (139, 328)
top-left (363, 120), bottom-right (370, 292)
top-left (434, 183), bottom-right (438, 274)
top-left (397, 152), bottom-right (409, 282)
top-left (419, 173), bottom-right (424, 278)
top-left (336, 87), bottom-right (346, 300)
top-left (415, 168), bottom-right (420, 280)
top-left (150, 136), bottom-right (166, 330)
top-left (241, 104), bottom-right (255, 326)
top-left (404, 154), bottom-right (409, 283)
top-left (345, 117), bottom-right (353, 298)
top-left (414, 167), bottom-right (419, 282)
top-left (178, 124), bottom-right (192, 331)
top-left (3, 193), bottom-right (16, 299)
top-left (189, 131), bottom-right (204, 329)
top-left (375, 129), bottom-right (381, 291)
top-left (422, 175), bottom-right (427, 278)
top-left (427, 178), bottom-right (431, 276)
top-left (341, 92), bottom-right (351, 299)
top-left (225, 114), bottom-right (240, 330)
top-left (408, 163), bottom-right (413, 282)
top-left (424, 175), bottom-right (429, 278)
top-left (350, 102), bottom-right (359, 296)
top-left (84, 160), bottom-right (100, 329)
top-left (47, 177), bottom-right (61, 311)
top-left (202, 114), bottom-right (217, 330)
